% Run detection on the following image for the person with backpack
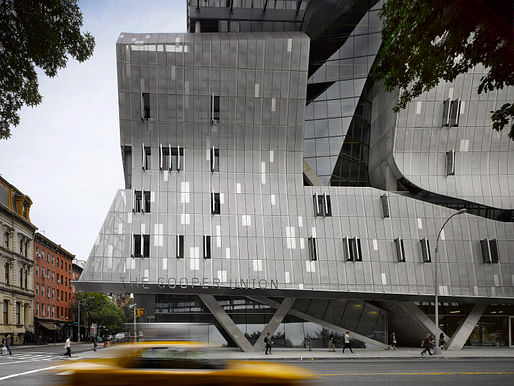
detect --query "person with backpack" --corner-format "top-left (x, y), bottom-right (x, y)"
top-left (421, 333), bottom-right (433, 356)
top-left (264, 332), bottom-right (273, 355)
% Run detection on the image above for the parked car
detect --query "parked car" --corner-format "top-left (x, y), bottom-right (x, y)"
top-left (54, 341), bottom-right (317, 385)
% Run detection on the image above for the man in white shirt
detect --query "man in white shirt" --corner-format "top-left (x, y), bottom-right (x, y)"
top-left (64, 336), bottom-right (71, 357)
top-left (342, 331), bottom-right (353, 353)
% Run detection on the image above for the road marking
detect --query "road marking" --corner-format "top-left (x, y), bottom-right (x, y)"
top-left (322, 371), bottom-right (514, 376)
top-left (0, 364), bottom-right (65, 381)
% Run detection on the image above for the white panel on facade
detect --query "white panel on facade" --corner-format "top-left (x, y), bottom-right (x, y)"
top-left (460, 139), bottom-right (469, 152)
top-left (298, 216), bottom-right (303, 227)
top-left (271, 194), bottom-right (276, 205)
top-left (163, 258), bottom-right (167, 270)
top-left (416, 101), bottom-right (422, 114)
top-left (190, 258), bottom-right (199, 271)
top-left (181, 213), bottom-right (190, 225)
top-left (164, 171), bottom-right (168, 182)
top-left (417, 218), bottom-right (423, 229)
top-left (299, 238), bottom-right (304, 249)
top-left (271, 98), bottom-right (276, 112)
top-left (494, 274), bottom-right (499, 286)
top-left (255, 83), bottom-right (260, 98)
top-left (236, 183), bottom-right (241, 193)
top-left (144, 269), bottom-right (149, 280)
top-left (118, 223), bottom-right (123, 235)
top-left (311, 227), bottom-right (317, 238)
top-left (440, 229), bottom-right (445, 241)
top-left (287, 38), bottom-right (292, 52)
top-left (150, 191), bottom-right (155, 202)
top-left (206, 149), bottom-right (211, 161)
top-left (216, 225), bottom-right (221, 236)
top-left (448, 87), bottom-right (454, 99)
top-left (459, 100), bottom-right (465, 114)
top-left (298, 283), bottom-right (304, 289)
top-left (285, 271), bottom-right (290, 283)
top-left (141, 224), bottom-right (146, 234)
top-left (220, 193), bottom-right (225, 204)
top-left (381, 273), bottom-right (387, 285)
top-left (225, 248), bottom-right (231, 259)
top-left (217, 270), bottom-right (227, 282)
top-left (127, 212), bottom-right (132, 224)
top-left (373, 239), bottom-right (378, 251)
top-left (252, 259), bottom-right (263, 272)
top-left (270, 150), bottom-right (274, 163)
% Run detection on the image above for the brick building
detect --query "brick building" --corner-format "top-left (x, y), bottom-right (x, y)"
top-left (0, 176), bottom-right (36, 345)
top-left (34, 233), bottom-right (74, 342)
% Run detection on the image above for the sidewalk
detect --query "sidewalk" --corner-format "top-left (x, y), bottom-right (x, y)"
top-left (74, 345), bottom-right (514, 361)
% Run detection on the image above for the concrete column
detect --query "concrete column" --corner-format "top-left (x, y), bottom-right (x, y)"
top-left (198, 294), bottom-right (254, 352)
top-left (447, 303), bottom-right (487, 351)
top-left (250, 296), bottom-right (388, 349)
top-left (396, 301), bottom-right (450, 341)
top-left (253, 297), bottom-right (295, 351)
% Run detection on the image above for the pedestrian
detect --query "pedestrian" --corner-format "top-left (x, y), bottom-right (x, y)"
top-left (342, 331), bottom-right (353, 353)
top-left (420, 333), bottom-right (433, 356)
top-left (439, 333), bottom-right (446, 351)
top-left (93, 336), bottom-right (98, 352)
top-left (64, 336), bottom-right (72, 358)
top-left (1, 338), bottom-right (7, 356)
top-left (391, 332), bottom-right (397, 350)
top-left (5, 334), bottom-right (12, 355)
top-left (264, 332), bottom-right (273, 355)
top-left (328, 331), bottom-right (336, 352)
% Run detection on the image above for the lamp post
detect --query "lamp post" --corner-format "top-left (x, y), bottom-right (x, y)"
top-left (129, 293), bottom-right (136, 342)
top-left (434, 208), bottom-right (467, 354)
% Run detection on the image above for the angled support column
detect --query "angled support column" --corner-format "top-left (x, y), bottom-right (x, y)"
top-left (447, 303), bottom-right (487, 351)
top-left (253, 297), bottom-right (295, 352)
top-left (397, 301), bottom-right (449, 341)
top-left (250, 296), bottom-right (388, 349)
top-left (198, 294), bottom-right (254, 352)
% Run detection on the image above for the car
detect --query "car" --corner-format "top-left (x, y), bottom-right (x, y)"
top-left (54, 341), bottom-right (317, 385)
top-left (114, 332), bottom-right (127, 343)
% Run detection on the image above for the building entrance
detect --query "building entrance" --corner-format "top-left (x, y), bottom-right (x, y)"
top-left (510, 317), bottom-right (514, 347)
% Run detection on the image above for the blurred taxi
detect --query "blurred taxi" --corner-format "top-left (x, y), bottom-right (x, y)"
top-left (54, 341), bottom-right (317, 385)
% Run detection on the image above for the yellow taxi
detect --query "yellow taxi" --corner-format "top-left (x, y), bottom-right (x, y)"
top-left (54, 341), bottom-right (317, 385)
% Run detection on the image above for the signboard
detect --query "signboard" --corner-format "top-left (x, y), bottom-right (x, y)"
top-left (136, 308), bottom-right (145, 317)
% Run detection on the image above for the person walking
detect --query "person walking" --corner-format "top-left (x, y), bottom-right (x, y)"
top-left (93, 336), bottom-right (98, 352)
top-left (328, 331), bottom-right (336, 352)
top-left (391, 332), bottom-right (397, 350)
top-left (342, 331), bottom-right (353, 353)
top-left (64, 336), bottom-right (72, 358)
top-left (5, 334), bottom-right (12, 356)
top-left (264, 332), bottom-right (273, 355)
top-left (439, 333), bottom-right (446, 351)
top-left (421, 333), bottom-right (433, 356)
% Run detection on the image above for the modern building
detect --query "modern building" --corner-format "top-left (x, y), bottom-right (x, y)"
top-left (71, 260), bottom-right (85, 341)
top-left (78, 1), bottom-right (514, 350)
top-left (33, 233), bottom-right (75, 342)
top-left (0, 176), bottom-right (36, 345)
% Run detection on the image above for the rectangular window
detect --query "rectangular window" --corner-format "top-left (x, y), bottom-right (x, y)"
top-left (3, 300), bottom-right (8, 323)
top-left (176, 235), bottom-right (184, 258)
top-left (211, 95), bottom-right (220, 122)
top-left (313, 193), bottom-right (332, 216)
top-left (420, 238), bottom-right (431, 262)
top-left (343, 237), bottom-right (362, 261)
top-left (442, 98), bottom-right (450, 126)
top-left (211, 147), bottom-right (219, 172)
top-left (381, 194), bottom-right (390, 218)
top-left (36, 264), bottom-right (39, 276)
top-left (134, 190), bottom-right (142, 212)
top-left (449, 98), bottom-right (461, 126)
top-left (446, 149), bottom-right (455, 176)
top-left (35, 302), bottom-right (39, 317)
top-left (211, 192), bottom-right (221, 214)
top-left (143, 234), bottom-right (150, 258)
top-left (52, 305), bottom-right (55, 318)
top-left (36, 283), bottom-right (39, 295)
top-left (122, 145), bottom-right (132, 189)
top-left (171, 146), bottom-right (184, 171)
top-left (16, 302), bottom-right (20, 325)
top-left (203, 235), bottom-right (211, 259)
top-left (19, 268), bottom-right (23, 288)
top-left (308, 237), bottom-right (317, 261)
top-left (133, 234), bottom-right (142, 257)
top-left (160, 144), bottom-right (170, 170)
top-left (4, 263), bottom-right (9, 284)
top-left (394, 238), bottom-right (406, 262)
top-left (4, 232), bottom-right (9, 249)
top-left (42, 285), bottom-right (45, 297)
top-left (481, 239), bottom-right (499, 263)
top-left (52, 288), bottom-right (54, 299)
top-left (142, 145), bottom-right (151, 170)
top-left (144, 191), bottom-right (151, 213)
top-left (142, 92), bottom-right (150, 120)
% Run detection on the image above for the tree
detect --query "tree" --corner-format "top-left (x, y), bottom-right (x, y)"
top-left (374, 0), bottom-right (514, 139)
top-left (74, 292), bottom-right (123, 337)
top-left (0, 0), bottom-right (95, 139)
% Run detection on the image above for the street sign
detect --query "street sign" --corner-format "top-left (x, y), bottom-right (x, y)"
top-left (136, 308), bottom-right (145, 317)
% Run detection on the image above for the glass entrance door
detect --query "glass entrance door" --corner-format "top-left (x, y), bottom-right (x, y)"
top-left (510, 317), bottom-right (514, 347)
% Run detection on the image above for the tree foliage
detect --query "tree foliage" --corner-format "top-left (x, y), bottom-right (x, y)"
top-left (374, 0), bottom-right (514, 139)
top-left (74, 292), bottom-right (123, 336)
top-left (0, 0), bottom-right (95, 139)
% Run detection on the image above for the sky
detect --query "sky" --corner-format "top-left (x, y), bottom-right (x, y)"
top-left (0, 0), bottom-right (186, 260)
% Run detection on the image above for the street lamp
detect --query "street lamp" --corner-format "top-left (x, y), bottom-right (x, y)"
top-left (129, 293), bottom-right (136, 342)
top-left (434, 208), bottom-right (467, 354)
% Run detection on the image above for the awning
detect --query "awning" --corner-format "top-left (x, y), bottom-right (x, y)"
top-left (39, 322), bottom-right (59, 330)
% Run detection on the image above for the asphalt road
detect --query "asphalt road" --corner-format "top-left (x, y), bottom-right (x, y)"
top-left (0, 345), bottom-right (513, 386)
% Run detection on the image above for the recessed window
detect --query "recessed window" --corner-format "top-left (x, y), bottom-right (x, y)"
top-left (481, 239), bottom-right (499, 264)
top-left (381, 194), bottom-right (390, 218)
top-left (394, 238), bottom-right (406, 262)
top-left (308, 237), bottom-right (317, 261)
top-left (211, 192), bottom-right (221, 214)
top-left (203, 236), bottom-right (211, 259)
top-left (133, 234), bottom-right (150, 258)
top-left (171, 146), bottom-right (184, 171)
top-left (343, 237), bottom-right (362, 261)
top-left (313, 193), bottom-right (332, 217)
top-left (142, 144), bottom-right (151, 170)
top-left (211, 95), bottom-right (220, 123)
top-left (211, 147), bottom-right (219, 172)
top-left (446, 149), bottom-right (455, 176)
top-left (420, 238), bottom-right (431, 262)
top-left (176, 235), bottom-right (184, 259)
top-left (142, 92), bottom-right (150, 120)
top-left (442, 98), bottom-right (461, 127)
top-left (442, 98), bottom-right (450, 126)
